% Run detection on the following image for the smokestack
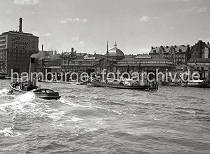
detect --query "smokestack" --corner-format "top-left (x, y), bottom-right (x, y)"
top-left (19, 18), bottom-right (23, 32)
top-left (71, 48), bottom-right (74, 53)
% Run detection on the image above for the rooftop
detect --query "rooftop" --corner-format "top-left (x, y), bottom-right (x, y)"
top-left (1, 31), bottom-right (38, 37)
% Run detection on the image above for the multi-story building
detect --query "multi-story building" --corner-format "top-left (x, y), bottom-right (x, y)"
top-left (149, 45), bottom-right (190, 65)
top-left (0, 18), bottom-right (39, 76)
top-left (187, 41), bottom-right (210, 80)
top-left (190, 40), bottom-right (210, 59)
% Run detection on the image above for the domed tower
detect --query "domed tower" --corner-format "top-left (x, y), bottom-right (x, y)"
top-left (106, 42), bottom-right (125, 60)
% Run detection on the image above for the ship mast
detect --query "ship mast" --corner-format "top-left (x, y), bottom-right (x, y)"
top-left (106, 41), bottom-right (109, 71)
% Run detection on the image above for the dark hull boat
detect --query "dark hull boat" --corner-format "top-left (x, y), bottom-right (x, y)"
top-left (0, 72), bottom-right (7, 79)
top-left (180, 80), bottom-right (208, 88)
top-left (186, 80), bottom-right (208, 88)
top-left (33, 89), bottom-right (61, 100)
top-left (89, 79), bottom-right (158, 91)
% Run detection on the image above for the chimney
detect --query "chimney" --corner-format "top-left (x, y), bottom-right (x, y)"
top-left (71, 48), bottom-right (74, 53)
top-left (42, 44), bottom-right (44, 51)
top-left (19, 18), bottom-right (23, 32)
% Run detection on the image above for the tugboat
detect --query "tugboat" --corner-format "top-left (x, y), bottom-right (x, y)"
top-left (9, 81), bottom-right (61, 100)
top-left (9, 55), bottom-right (61, 100)
top-left (9, 80), bottom-right (38, 93)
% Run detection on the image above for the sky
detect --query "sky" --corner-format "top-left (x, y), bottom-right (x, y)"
top-left (0, 0), bottom-right (210, 54)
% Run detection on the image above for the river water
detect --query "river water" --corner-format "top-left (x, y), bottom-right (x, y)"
top-left (0, 80), bottom-right (210, 154)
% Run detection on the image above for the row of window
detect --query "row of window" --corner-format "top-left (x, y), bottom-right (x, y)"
top-left (63, 60), bottom-right (99, 65)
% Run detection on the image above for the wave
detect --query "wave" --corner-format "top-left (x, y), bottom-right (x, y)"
top-left (0, 127), bottom-right (21, 137)
top-left (0, 88), bottom-right (10, 97)
top-left (0, 92), bottom-right (36, 113)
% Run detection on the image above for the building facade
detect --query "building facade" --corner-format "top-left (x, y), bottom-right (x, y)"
top-left (190, 40), bottom-right (210, 59)
top-left (149, 45), bottom-right (190, 65)
top-left (187, 41), bottom-right (210, 80)
top-left (0, 18), bottom-right (39, 76)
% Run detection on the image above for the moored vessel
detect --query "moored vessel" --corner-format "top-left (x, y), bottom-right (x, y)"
top-left (186, 79), bottom-right (208, 88)
top-left (89, 78), bottom-right (158, 91)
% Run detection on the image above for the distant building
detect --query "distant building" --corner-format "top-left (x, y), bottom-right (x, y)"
top-left (116, 55), bottom-right (174, 73)
top-left (0, 18), bottom-right (39, 76)
top-left (149, 45), bottom-right (190, 65)
top-left (61, 48), bottom-right (104, 74)
top-left (31, 50), bottom-right (62, 74)
top-left (188, 58), bottom-right (210, 80)
top-left (32, 43), bottom-right (176, 77)
top-left (105, 42), bottom-right (175, 73)
top-left (190, 40), bottom-right (210, 59)
top-left (186, 41), bottom-right (210, 80)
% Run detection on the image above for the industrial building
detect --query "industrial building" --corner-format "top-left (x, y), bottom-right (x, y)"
top-left (0, 18), bottom-right (39, 76)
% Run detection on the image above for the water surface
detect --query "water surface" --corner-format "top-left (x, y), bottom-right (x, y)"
top-left (0, 80), bottom-right (210, 154)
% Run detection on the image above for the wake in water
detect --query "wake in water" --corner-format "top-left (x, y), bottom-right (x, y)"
top-left (0, 127), bottom-right (21, 137)
top-left (0, 91), bottom-right (36, 113)
top-left (0, 88), bottom-right (10, 97)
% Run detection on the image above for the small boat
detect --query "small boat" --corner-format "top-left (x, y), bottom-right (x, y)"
top-left (33, 89), bottom-right (61, 100)
top-left (186, 79), bottom-right (208, 88)
top-left (0, 72), bottom-right (7, 79)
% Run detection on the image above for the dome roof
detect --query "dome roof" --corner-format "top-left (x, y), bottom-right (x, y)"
top-left (108, 47), bottom-right (124, 57)
top-left (105, 42), bottom-right (125, 60)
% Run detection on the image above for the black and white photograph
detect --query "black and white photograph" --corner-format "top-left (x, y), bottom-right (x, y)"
top-left (0, 0), bottom-right (210, 153)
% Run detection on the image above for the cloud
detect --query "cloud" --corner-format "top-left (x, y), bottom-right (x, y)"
top-left (197, 7), bottom-right (208, 13)
top-left (79, 41), bottom-right (85, 45)
top-left (40, 33), bottom-right (52, 37)
top-left (140, 48), bottom-right (151, 52)
top-left (13, 0), bottom-right (39, 5)
top-left (139, 16), bottom-right (150, 22)
top-left (32, 32), bottom-right (52, 37)
top-left (169, 26), bottom-right (176, 30)
top-left (71, 36), bottom-right (85, 46)
top-left (59, 18), bottom-right (88, 24)
top-left (71, 36), bottom-right (80, 41)
top-left (178, 6), bottom-right (208, 14)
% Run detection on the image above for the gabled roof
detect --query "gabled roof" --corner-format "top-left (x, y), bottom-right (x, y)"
top-left (150, 45), bottom-right (188, 54)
